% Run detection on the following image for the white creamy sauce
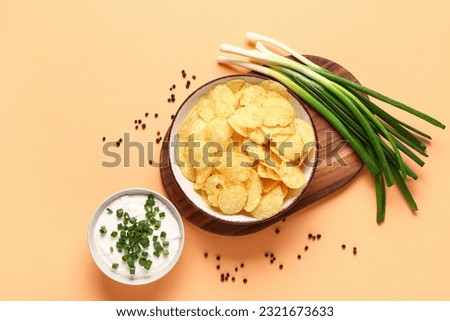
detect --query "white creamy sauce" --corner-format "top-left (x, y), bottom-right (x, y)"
top-left (92, 194), bottom-right (182, 281)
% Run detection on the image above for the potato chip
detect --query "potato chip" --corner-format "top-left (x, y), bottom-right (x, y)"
top-left (176, 145), bottom-right (196, 182)
top-left (229, 105), bottom-right (264, 129)
top-left (265, 166), bottom-right (281, 181)
top-left (280, 183), bottom-right (289, 198)
top-left (225, 79), bottom-right (246, 93)
top-left (197, 96), bottom-right (215, 122)
top-left (275, 132), bottom-right (304, 162)
top-left (216, 152), bottom-right (252, 183)
top-left (194, 167), bottom-right (213, 190)
top-left (248, 127), bottom-right (267, 144)
top-left (257, 163), bottom-right (270, 179)
top-left (243, 169), bottom-right (263, 212)
top-left (178, 106), bottom-right (199, 140)
top-left (259, 80), bottom-right (289, 99)
top-left (210, 84), bottom-right (236, 118)
top-left (204, 174), bottom-right (228, 207)
top-left (242, 141), bottom-right (267, 163)
top-left (279, 161), bottom-right (306, 189)
top-left (261, 178), bottom-right (279, 194)
top-left (239, 85), bottom-right (266, 107)
top-left (204, 117), bottom-right (232, 148)
top-left (251, 185), bottom-right (284, 219)
top-left (218, 184), bottom-right (248, 214)
top-left (262, 93), bottom-right (295, 127)
top-left (227, 116), bottom-right (249, 137)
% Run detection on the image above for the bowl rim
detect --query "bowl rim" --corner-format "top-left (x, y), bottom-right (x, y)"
top-left (88, 187), bottom-right (185, 286)
top-left (168, 73), bottom-right (319, 226)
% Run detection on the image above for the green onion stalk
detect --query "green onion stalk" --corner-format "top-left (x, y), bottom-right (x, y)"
top-left (217, 32), bottom-right (445, 223)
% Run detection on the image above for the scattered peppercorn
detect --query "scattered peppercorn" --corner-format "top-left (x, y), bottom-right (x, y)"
top-left (138, 119), bottom-right (142, 124)
top-left (157, 131), bottom-right (161, 136)
top-left (192, 75), bottom-right (196, 80)
top-left (312, 235), bottom-right (317, 241)
top-left (204, 252), bottom-right (208, 259)
top-left (145, 112), bottom-right (149, 117)
top-left (116, 141), bottom-right (120, 147)
top-left (186, 80), bottom-right (191, 89)
top-left (134, 120), bottom-right (137, 124)
top-left (216, 265), bottom-right (220, 270)
top-left (317, 234), bottom-right (322, 240)
top-left (279, 264), bottom-right (283, 270)
top-left (304, 246), bottom-right (309, 251)
top-left (154, 113), bottom-right (158, 118)
top-left (167, 98), bottom-right (171, 103)
top-left (342, 244), bottom-right (346, 250)
top-left (231, 277), bottom-right (235, 282)
top-left (235, 267), bottom-right (238, 272)
top-left (182, 70), bottom-right (186, 78)
top-left (148, 160), bottom-right (153, 165)
top-left (142, 124), bottom-right (146, 130)
top-left (353, 247), bottom-right (357, 255)
top-left (243, 278), bottom-right (247, 284)
top-left (275, 228), bottom-right (280, 234)
top-left (240, 263), bottom-right (244, 268)
top-left (297, 254), bottom-right (301, 260)
top-left (102, 137), bottom-right (106, 141)
top-left (264, 253), bottom-right (269, 257)
top-left (216, 255), bottom-right (221, 261)
top-left (171, 114), bottom-right (175, 119)
top-left (135, 125), bottom-right (139, 130)
top-left (119, 138), bottom-right (123, 143)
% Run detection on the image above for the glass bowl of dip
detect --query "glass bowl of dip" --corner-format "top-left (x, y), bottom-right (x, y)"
top-left (88, 188), bottom-right (185, 285)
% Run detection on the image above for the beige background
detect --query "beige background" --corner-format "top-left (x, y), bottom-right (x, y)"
top-left (1, 0), bottom-right (449, 300)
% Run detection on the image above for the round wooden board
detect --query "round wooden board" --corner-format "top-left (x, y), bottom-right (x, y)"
top-left (160, 56), bottom-right (364, 236)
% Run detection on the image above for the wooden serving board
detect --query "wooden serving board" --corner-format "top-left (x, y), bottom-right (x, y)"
top-left (160, 56), bottom-right (364, 236)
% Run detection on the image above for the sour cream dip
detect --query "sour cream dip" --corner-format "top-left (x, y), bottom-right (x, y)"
top-left (88, 188), bottom-right (184, 285)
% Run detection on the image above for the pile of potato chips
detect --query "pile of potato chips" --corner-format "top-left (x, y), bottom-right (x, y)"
top-left (175, 78), bottom-right (315, 219)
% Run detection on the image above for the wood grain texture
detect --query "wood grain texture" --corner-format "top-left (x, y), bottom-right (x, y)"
top-left (160, 56), bottom-right (364, 235)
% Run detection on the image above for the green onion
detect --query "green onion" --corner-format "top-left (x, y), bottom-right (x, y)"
top-left (106, 208), bottom-right (113, 214)
top-left (112, 263), bottom-right (119, 269)
top-left (116, 209), bottom-right (123, 219)
top-left (99, 226), bottom-right (107, 235)
top-left (217, 33), bottom-right (445, 222)
top-left (110, 231), bottom-right (118, 238)
top-left (160, 231), bottom-right (167, 239)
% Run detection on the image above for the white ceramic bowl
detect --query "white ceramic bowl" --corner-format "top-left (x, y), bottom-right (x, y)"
top-left (168, 74), bottom-right (318, 223)
top-left (88, 188), bottom-right (185, 285)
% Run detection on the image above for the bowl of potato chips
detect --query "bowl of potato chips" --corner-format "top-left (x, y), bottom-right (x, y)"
top-left (168, 74), bottom-right (318, 224)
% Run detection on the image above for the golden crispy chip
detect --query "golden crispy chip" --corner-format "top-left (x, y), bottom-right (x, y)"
top-left (178, 106), bottom-right (199, 140)
top-left (259, 150), bottom-right (282, 172)
top-left (261, 122), bottom-right (295, 137)
top-left (243, 169), bottom-right (263, 212)
top-left (225, 79), bottom-right (246, 93)
top-left (239, 85), bottom-right (266, 107)
top-left (242, 141), bottom-right (267, 163)
top-left (279, 161), bottom-right (306, 189)
top-left (227, 116), bottom-right (249, 137)
top-left (210, 84), bottom-right (236, 118)
top-left (204, 117), bottom-right (232, 148)
top-left (176, 145), bottom-right (197, 182)
top-left (204, 174), bottom-right (228, 207)
top-left (216, 152), bottom-right (252, 183)
top-left (280, 183), bottom-right (289, 198)
top-left (230, 105), bottom-right (264, 129)
top-left (257, 163), bottom-right (270, 179)
top-left (259, 80), bottom-right (289, 99)
top-left (265, 166), bottom-right (281, 181)
top-left (262, 93), bottom-right (295, 127)
top-left (275, 132), bottom-right (304, 162)
top-left (295, 118), bottom-right (315, 158)
top-left (248, 127), bottom-right (267, 144)
top-left (251, 185), bottom-right (284, 219)
top-left (218, 184), bottom-right (248, 214)
top-left (194, 167), bottom-right (213, 190)
top-left (261, 178), bottom-right (279, 194)
top-left (197, 96), bottom-right (215, 122)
